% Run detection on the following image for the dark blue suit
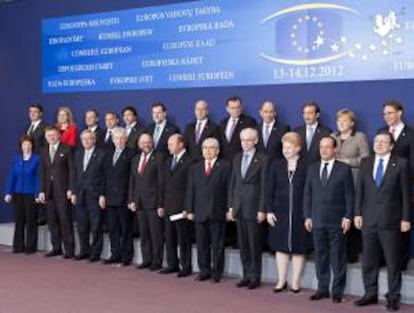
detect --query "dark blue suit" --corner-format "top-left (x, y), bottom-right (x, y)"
top-left (303, 160), bottom-right (354, 297)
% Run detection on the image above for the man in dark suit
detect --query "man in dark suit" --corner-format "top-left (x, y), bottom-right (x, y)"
top-left (186, 137), bottom-right (230, 283)
top-left (26, 103), bottom-right (48, 154)
top-left (122, 105), bottom-right (144, 152)
top-left (72, 129), bottom-right (105, 262)
top-left (101, 127), bottom-right (136, 266)
top-left (82, 109), bottom-right (105, 149)
top-left (38, 127), bottom-right (75, 258)
top-left (378, 100), bottom-right (414, 271)
top-left (159, 134), bottom-right (194, 277)
top-left (295, 101), bottom-right (332, 165)
top-left (256, 101), bottom-right (290, 160)
top-left (184, 100), bottom-right (220, 161)
top-left (228, 128), bottom-right (268, 290)
top-left (354, 131), bottom-right (411, 311)
top-left (103, 112), bottom-right (119, 152)
top-left (25, 103), bottom-right (48, 225)
top-left (146, 102), bottom-right (180, 156)
top-left (219, 96), bottom-right (256, 247)
top-left (128, 133), bottom-right (164, 271)
top-left (303, 136), bottom-right (354, 303)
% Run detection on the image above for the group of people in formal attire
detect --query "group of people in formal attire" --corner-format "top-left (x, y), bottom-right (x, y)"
top-left (4, 97), bottom-right (414, 311)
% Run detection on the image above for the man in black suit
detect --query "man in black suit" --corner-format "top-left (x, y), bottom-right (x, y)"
top-left (122, 105), bottom-right (144, 152)
top-left (72, 130), bottom-right (105, 262)
top-left (295, 101), bottom-right (332, 165)
top-left (25, 103), bottom-right (48, 225)
top-left (186, 137), bottom-right (230, 283)
top-left (101, 127), bottom-right (136, 266)
top-left (128, 133), bottom-right (164, 271)
top-left (82, 109), bottom-right (105, 149)
top-left (26, 103), bottom-right (48, 154)
top-left (256, 101), bottom-right (290, 160)
top-left (103, 112), bottom-right (119, 152)
top-left (159, 134), bottom-right (194, 277)
top-left (146, 102), bottom-right (180, 156)
top-left (228, 128), bottom-right (268, 290)
top-left (354, 131), bottom-right (411, 311)
top-left (219, 96), bottom-right (256, 247)
top-left (184, 100), bottom-right (219, 161)
top-left (378, 100), bottom-right (414, 271)
top-left (38, 127), bottom-right (75, 258)
top-left (303, 136), bottom-right (354, 303)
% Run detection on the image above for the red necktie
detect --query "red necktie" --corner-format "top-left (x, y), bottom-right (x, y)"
top-left (205, 161), bottom-right (212, 177)
top-left (139, 154), bottom-right (148, 176)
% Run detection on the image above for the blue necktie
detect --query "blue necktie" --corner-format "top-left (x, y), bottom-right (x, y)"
top-left (171, 156), bottom-right (177, 171)
top-left (375, 158), bottom-right (384, 187)
top-left (321, 162), bottom-right (329, 186)
top-left (241, 153), bottom-right (250, 178)
top-left (153, 125), bottom-right (161, 147)
top-left (263, 125), bottom-right (270, 148)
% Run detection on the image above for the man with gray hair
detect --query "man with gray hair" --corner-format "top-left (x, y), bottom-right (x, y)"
top-left (101, 127), bottom-right (136, 266)
top-left (72, 129), bottom-right (106, 262)
top-left (228, 128), bottom-right (268, 289)
top-left (185, 137), bottom-right (230, 283)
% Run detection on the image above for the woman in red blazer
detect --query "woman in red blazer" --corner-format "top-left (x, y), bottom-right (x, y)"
top-left (56, 106), bottom-right (78, 148)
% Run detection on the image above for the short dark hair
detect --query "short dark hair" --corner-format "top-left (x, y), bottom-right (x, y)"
top-left (302, 101), bottom-right (321, 114)
top-left (321, 135), bottom-right (337, 148)
top-left (375, 130), bottom-right (395, 145)
top-left (226, 96), bottom-right (242, 106)
top-left (19, 134), bottom-right (35, 148)
top-left (44, 126), bottom-right (59, 133)
top-left (383, 100), bottom-right (403, 113)
top-left (85, 109), bottom-right (99, 118)
top-left (152, 102), bottom-right (167, 112)
top-left (122, 105), bottom-right (138, 117)
top-left (28, 103), bottom-right (43, 113)
top-left (105, 111), bottom-right (118, 119)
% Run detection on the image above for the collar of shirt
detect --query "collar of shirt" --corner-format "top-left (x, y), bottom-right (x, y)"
top-left (263, 120), bottom-right (275, 130)
top-left (389, 122), bottom-right (404, 139)
top-left (307, 122), bottom-right (318, 132)
top-left (31, 119), bottom-right (42, 130)
top-left (140, 150), bottom-right (153, 162)
top-left (50, 142), bottom-right (60, 151)
top-left (173, 149), bottom-right (186, 163)
top-left (115, 147), bottom-right (124, 154)
top-left (243, 148), bottom-right (256, 159)
top-left (84, 147), bottom-right (95, 156)
top-left (373, 153), bottom-right (391, 177)
top-left (320, 158), bottom-right (335, 177)
top-left (196, 118), bottom-right (207, 128)
top-left (205, 157), bottom-right (218, 169)
top-left (155, 120), bottom-right (167, 131)
top-left (127, 121), bottom-right (137, 130)
top-left (88, 125), bottom-right (98, 132)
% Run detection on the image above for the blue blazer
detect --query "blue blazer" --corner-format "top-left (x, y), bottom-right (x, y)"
top-left (6, 154), bottom-right (40, 196)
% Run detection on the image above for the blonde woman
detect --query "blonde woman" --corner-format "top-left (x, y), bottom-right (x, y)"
top-left (56, 106), bottom-right (78, 147)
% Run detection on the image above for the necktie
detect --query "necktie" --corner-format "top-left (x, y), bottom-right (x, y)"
top-left (195, 122), bottom-right (202, 144)
top-left (27, 123), bottom-right (35, 135)
top-left (263, 125), bottom-right (271, 148)
top-left (139, 154), bottom-right (148, 176)
top-left (49, 145), bottom-right (56, 163)
top-left (153, 125), bottom-right (161, 147)
top-left (205, 161), bottom-right (212, 177)
top-left (171, 156), bottom-right (178, 171)
top-left (113, 150), bottom-right (121, 165)
top-left (241, 153), bottom-right (250, 178)
top-left (106, 130), bottom-right (112, 143)
top-left (226, 118), bottom-right (237, 142)
top-left (390, 127), bottom-right (396, 140)
top-left (321, 162), bottom-right (329, 186)
top-left (375, 158), bottom-right (384, 187)
top-left (83, 151), bottom-right (91, 171)
top-left (306, 126), bottom-right (314, 151)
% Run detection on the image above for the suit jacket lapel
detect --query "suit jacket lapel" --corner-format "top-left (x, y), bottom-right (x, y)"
top-left (244, 152), bottom-right (260, 180)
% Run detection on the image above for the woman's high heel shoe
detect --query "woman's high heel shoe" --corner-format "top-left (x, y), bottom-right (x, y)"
top-left (273, 282), bottom-right (288, 293)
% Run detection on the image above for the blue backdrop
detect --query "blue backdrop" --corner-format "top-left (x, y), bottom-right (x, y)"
top-left (0, 0), bottom-right (414, 227)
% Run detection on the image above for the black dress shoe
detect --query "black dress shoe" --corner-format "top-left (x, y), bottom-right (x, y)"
top-left (122, 260), bottom-right (132, 266)
top-left (332, 295), bottom-right (343, 303)
top-left (211, 276), bottom-right (221, 283)
top-left (75, 254), bottom-right (89, 261)
top-left (236, 279), bottom-right (250, 288)
top-left (89, 256), bottom-right (100, 263)
top-left (310, 292), bottom-right (330, 301)
top-left (353, 295), bottom-right (378, 306)
top-left (45, 250), bottom-right (62, 257)
top-left (25, 250), bottom-right (37, 255)
top-left (177, 270), bottom-right (192, 278)
top-left (273, 282), bottom-right (288, 293)
top-left (248, 281), bottom-right (261, 290)
top-left (386, 299), bottom-right (400, 311)
top-left (103, 257), bottom-right (121, 264)
top-left (195, 273), bottom-right (211, 281)
top-left (290, 288), bottom-right (301, 294)
top-left (159, 267), bottom-right (179, 274)
top-left (137, 263), bottom-right (150, 269)
top-left (63, 254), bottom-right (74, 259)
top-left (150, 265), bottom-right (162, 271)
